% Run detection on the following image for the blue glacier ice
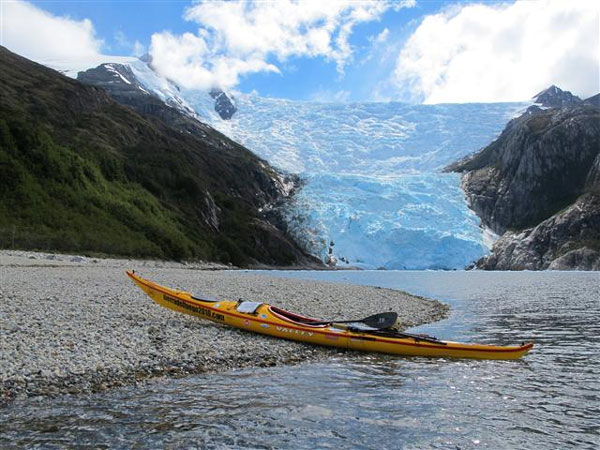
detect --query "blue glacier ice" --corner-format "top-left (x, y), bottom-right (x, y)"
top-left (206, 96), bottom-right (528, 174)
top-left (189, 94), bottom-right (529, 269)
top-left (285, 173), bottom-right (488, 270)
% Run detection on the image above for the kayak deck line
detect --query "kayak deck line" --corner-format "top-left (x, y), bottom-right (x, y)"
top-left (126, 270), bottom-right (534, 360)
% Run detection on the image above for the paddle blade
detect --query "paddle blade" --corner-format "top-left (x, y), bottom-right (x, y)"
top-left (361, 312), bottom-right (398, 329)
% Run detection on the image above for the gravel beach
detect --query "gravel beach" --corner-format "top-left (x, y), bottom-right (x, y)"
top-left (0, 250), bottom-right (448, 405)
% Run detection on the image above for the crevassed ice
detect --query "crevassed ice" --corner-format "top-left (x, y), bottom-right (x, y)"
top-left (286, 173), bottom-right (488, 270)
top-left (210, 95), bottom-right (527, 175)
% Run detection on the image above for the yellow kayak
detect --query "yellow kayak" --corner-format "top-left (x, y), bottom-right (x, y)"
top-left (126, 271), bottom-right (533, 360)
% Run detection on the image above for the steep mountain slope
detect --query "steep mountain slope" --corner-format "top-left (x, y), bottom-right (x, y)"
top-left (474, 192), bottom-right (600, 270)
top-left (450, 87), bottom-right (600, 270)
top-left (77, 62), bottom-right (202, 122)
top-left (584, 94), bottom-right (600, 107)
top-left (0, 47), bottom-right (316, 266)
top-left (77, 64), bottom-right (232, 144)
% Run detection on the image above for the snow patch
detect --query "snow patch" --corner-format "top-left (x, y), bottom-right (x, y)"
top-left (482, 226), bottom-right (499, 250)
top-left (104, 64), bottom-right (132, 85)
top-left (39, 54), bottom-right (137, 78)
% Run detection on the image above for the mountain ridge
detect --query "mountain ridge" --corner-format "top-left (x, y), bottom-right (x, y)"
top-left (0, 46), bottom-right (319, 267)
top-left (532, 85), bottom-right (583, 107)
top-left (449, 86), bottom-right (600, 270)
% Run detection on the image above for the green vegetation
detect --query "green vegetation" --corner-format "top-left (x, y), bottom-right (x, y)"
top-left (0, 117), bottom-right (200, 259)
top-left (0, 113), bottom-right (279, 263)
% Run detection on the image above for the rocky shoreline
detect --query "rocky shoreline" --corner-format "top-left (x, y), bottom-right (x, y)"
top-left (0, 251), bottom-right (448, 405)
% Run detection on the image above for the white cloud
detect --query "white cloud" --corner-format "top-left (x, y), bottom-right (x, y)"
top-left (148, 30), bottom-right (280, 89)
top-left (115, 30), bottom-right (146, 57)
top-left (150, 0), bottom-right (415, 90)
top-left (393, 0), bottom-right (600, 103)
top-left (114, 30), bottom-right (129, 48)
top-left (373, 28), bottom-right (390, 44)
top-left (1, 0), bottom-right (103, 62)
top-left (133, 41), bottom-right (146, 57)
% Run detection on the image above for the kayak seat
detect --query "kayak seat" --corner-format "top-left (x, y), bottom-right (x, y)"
top-left (269, 306), bottom-right (326, 327)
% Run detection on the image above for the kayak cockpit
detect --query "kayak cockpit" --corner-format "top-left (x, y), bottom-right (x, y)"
top-left (269, 306), bottom-right (328, 327)
top-left (191, 294), bottom-right (219, 302)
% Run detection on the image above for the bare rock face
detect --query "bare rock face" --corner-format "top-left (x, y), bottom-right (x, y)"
top-left (209, 88), bottom-right (237, 120)
top-left (449, 86), bottom-right (600, 270)
top-left (202, 191), bottom-right (221, 232)
top-left (532, 85), bottom-right (582, 107)
top-left (476, 192), bottom-right (600, 270)
top-left (451, 105), bottom-right (600, 234)
top-left (78, 63), bottom-right (202, 129)
top-left (583, 93), bottom-right (600, 107)
top-left (77, 63), bottom-right (146, 96)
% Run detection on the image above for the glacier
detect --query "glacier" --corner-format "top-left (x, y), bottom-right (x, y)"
top-left (191, 94), bottom-right (529, 269)
top-left (284, 173), bottom-right (489, 269)
top-left (209, 96), bottom-right (527, 174)
top-left (41, 56), bottom-right (528, 269)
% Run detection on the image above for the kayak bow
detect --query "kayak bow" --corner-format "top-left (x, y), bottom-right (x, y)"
top-left (126, 271), bottom-right (533, 360)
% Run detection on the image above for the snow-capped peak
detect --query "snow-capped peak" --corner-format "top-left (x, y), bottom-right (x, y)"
top-left (533, 85), bottom-right (582, 107)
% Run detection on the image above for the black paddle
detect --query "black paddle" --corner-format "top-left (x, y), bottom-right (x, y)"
top-left (373, 329), bottom-right (447, 345)
top-left (309, 311), bottom-right (398, 329)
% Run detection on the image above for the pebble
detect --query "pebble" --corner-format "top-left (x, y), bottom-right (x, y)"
top-left (0, 250), bottom-right (448, 405)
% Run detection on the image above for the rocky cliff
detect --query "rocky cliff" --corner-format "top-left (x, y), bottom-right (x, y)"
top-left (77, 63), bottom-right (204, 132)
top-left (449, 86), bottom-right (600, 270)
top-left (78, 63), bottom-right (237, 121)
top-left (474, 191), bottom-right (600, 270)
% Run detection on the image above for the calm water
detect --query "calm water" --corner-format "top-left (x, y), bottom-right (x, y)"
top-left (1, 271), bottom-right (599, 449)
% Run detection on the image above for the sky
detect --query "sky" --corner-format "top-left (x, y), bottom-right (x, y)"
top-left (1, 0), bottom-right (599, 103)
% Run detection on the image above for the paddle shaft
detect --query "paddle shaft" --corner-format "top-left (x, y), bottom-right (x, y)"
top-left (309, 311), bottom-right (398, 328)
